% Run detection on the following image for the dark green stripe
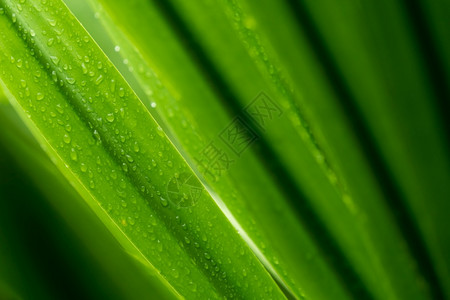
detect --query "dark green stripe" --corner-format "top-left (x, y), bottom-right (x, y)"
top-left (152, 0), bottom-right (373, 299)
top-left (285, 0), bottom-right (445, 298)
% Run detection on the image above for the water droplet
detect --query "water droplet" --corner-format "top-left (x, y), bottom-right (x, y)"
top-left (110, 79), bottom-right (116, 92)
top-left (47, 38), bottom-right (54, 46)
top-left (63, 134), bottom-right (71, 144)
top-left (50, 55), bottom-right (60, 65)
top-left (127, 216), bottom-right (135, 225)
top-left (80, 163), bottom-right (87, 172)
top-left (106, 113), bottom-right (115, 122)
top-left (48, 19), bottom-right (56, 26)
top-left (66, 77), bottom-right (75, 84)
top-left (114, 45), bottom-right (120, 52)
top-left (126, 155), bottom-right (134, 163)
top-left (51, 71), bottom-right (57, 82)
top-left (20, 80), bottom-right (26, 88)
top-left (133, 142), bottom-right (140, 153)
top-left (70, 148), bottom-right (78, 161)
top-left (36, 92), bottom-right (44, 101)
top-left (95, 75), bottom-right (103, 85)
top-left (160, 197), bottom-right (168, 207)
top-left (118, 87), bottom-right (125, 97)
top-left (151, 102), bottom-right (156, 108)
top-left (81, 62), bottom-right (88, 74)
top-left (56, 104), bottom-right (64, 114)
top-left (157, 127), bottom-right (165, 137)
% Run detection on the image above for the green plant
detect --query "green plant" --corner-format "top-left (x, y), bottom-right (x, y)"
top-left (0, 0), bottom-right (448, 299)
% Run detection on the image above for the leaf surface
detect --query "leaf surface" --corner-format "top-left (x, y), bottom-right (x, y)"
top-left (0, 1), bottom-right (284, 298)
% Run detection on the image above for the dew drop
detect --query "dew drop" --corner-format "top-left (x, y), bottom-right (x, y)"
top-left (56, 104), bottom-right (64, 114)
top-left (133, 142), bottom-right (140, 153)
top-left (110, 79), bottom-right (116, 92)
top-left (106, 113), bottom-right (115, 122)
top-left (50, 55), bottom-right (60, 65)
top-left (95, 74), bottom-right (103, 85)
top-left (63, 134), bottom-right (71, 144)
top-left (127, 217), bottom-right (135, 225)
top-left (66, 77), bottom-right (75, 84)
top-left (70, 148), bottom-right (77, 161)
top-left (114, 45), bottom-right (120, 52)
top-left (160, 197), bottom-right (169, 207)
top-left (81, 62), bottom-right (88, 74)
top-left (36, 92), bottom-right (44, 101)
top-left (118, 87), bottom-right (125, 97)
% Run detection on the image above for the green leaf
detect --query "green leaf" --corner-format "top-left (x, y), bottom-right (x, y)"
top-left (0, 94), bottom-right (177, 300)
top-left (0, 0), bottom-right (284, 298)
top-left (82, 0), bottom-right (361, 299)
top-left (294, 1), bottom-right (450, 298)
top-left (85, 0), bottom-right (450, 298)
top-left (232, 0), bottom-right (449, 299)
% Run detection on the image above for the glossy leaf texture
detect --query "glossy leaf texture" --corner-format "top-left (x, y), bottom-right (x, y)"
top-left (232, 0), bottom-right (450, 299)
top-left (80, 0), bottom-right (450, 299)
top-left (0, 91), bottom-right (177, 300)
top-left (0, 0), bottom-right (284, 299)
top-left (82, 0), bottom-right (360, 299)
